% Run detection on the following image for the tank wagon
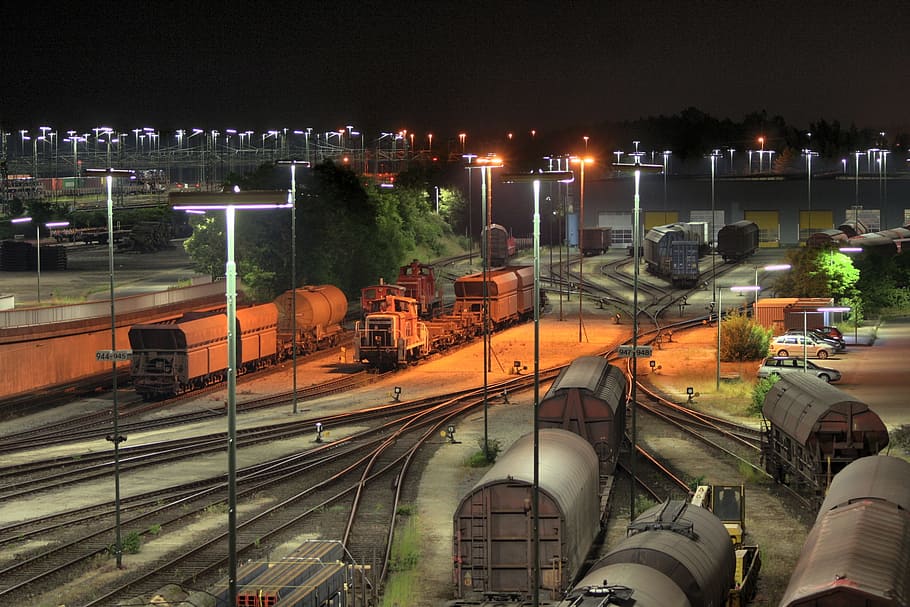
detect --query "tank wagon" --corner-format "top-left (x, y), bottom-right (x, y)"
top-left (560, 500), bottom-right (735, 607)
top-left (453, 429), bottom-right (602, 602)
top-left (273, 284), bottom-right (347, 356)
top-left (760, 373), bottom-right (889, 492)
top-left (354, 266), bottom-right (533, 368)
top-left (538, 356), bottom-right (627, 477)
top-left (485, 223), bottom-right (517, 267)
top-left (129, 285), bottom-right (348, 399)
top-left (579, 227), bottom-right (612, 256)
top-left (643, 222), bottom-right (705, 287)
top-left (780, 456), bottom-right (910, 607)
top-left (129, 304), bottom-right (279, 399)
top-left (716, 220), bottom-right (759, 262)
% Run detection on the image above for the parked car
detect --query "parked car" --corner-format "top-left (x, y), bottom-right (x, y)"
top-left (784, 328), bottom-right (845, 351)
top-left (757, 356), bottom-right (841, 382)
top-left (768, 335), bottom-right (835, 359)
top-left (818, 325), bottom-right (845, 342)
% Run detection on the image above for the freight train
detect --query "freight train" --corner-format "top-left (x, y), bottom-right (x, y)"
top-left (779, 455), bottom-right (910, 607)
top-left (128, 284), bottom-right (347, 399)
top-left (453, 357), bottom-right (627, 602)
top-left (579, 227), bottom-right (612, 256)
top-left (760, 373), bottom-right (889, 493)
top-left (807, 222), bottom-right (910, 254)
top-left (484, 223), bottom-right (517, 267)
top-left (643, 222), bottom-right (709, 287)
top-left (354, 265), bottom-right (533, 368)
top-left (716, 220), bottom-right (759, 262)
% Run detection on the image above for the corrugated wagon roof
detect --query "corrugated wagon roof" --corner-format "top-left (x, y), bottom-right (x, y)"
top-left (819, 456), bottom-right (910, 520)
top-left (780, 500), bottom-right (910, 607)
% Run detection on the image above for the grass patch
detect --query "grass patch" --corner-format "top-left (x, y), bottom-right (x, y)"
top-left (633, 494), bottom-right (657, 518)
top-left (396, 503), bottom-right (415, 516)
top-left (466, 437), bottom-right (502, 467)
top-left (740, 459), bottom-right (770, 484)
top-left (382, 516), bottom-right (421, 606)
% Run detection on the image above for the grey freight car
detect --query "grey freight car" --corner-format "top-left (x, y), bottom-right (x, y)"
top-left (643, 223), bottom-right (705, 286)
top-left (716, 220), bottom-right (759, 262)
top-left (780, 456), bottom-right (910, 607)
top-left (761, 373), bottom-right (889, 491)
top-left (538, 356), bottom-right (626, 476)
top-left (561, 500), bottom-right (735, 607)
top-left (453, 429), bottom-right (601, 602)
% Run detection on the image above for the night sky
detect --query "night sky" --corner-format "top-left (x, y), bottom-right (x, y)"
top-left (3, 1), bottom-right (907, 138)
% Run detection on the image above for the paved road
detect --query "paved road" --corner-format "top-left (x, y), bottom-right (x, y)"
top-left (825, 317), bottom-right (910, 430)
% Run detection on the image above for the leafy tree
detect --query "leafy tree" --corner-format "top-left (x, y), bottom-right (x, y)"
top-left (721, 308), bottom-right (772, 361)
top-left (183, 214), bottom-right (226, 281)
top-left (772, 246), bottom-right (858, 302)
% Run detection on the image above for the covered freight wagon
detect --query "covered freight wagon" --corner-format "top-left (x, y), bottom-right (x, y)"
top-left (538, 356), bottom-right (626, 476)
top-left (453, 429), bottom-right (601, 602)
top-left (716, 220), bottom-right (759, 261)
top-left (579, 227), bottom-right (611, 256)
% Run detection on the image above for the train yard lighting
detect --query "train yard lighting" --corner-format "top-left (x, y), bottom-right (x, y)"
top-left (717, 285), bottom-right (761, 390)
top-left (171, 189), bottom-right (292, 606)
top-left (758, 137), bottom-right (765, 172)
top-left (612, 155), bottom-right (662, 520)
top-left (803, 149), bottom-right (819, 237)
top-left (501, 170), bottom-right (575, 607)
top-left (85, 167), bottom-right (134, 569)
top-left (709, 149), bottom-right (723, 304)
top-left (278, 160), bottom-right (311, 415)
top-left (570, 156), bottom-right (594, 343)
top-left (753, 264), bottom-right (790, 304)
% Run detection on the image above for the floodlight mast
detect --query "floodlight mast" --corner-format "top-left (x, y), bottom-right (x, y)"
top-left (500, 170), bottom-right (573, 607)
top-left (171, 189), bottom-right (291, 606)
top-left (612, 158), bottom-right (662, 521)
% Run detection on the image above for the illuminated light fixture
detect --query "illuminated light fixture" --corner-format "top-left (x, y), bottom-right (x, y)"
top-left (170, 189), bottom-right (291, 606)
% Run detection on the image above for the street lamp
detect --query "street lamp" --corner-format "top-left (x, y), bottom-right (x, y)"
top-left (613, 155), bottom-right (662, 520)
top-left (11, 217), bottom-right (70, 304)
top-left (172, 188), bottom-right (292, 607)
top-left (662, 150), bottom-right (672, 221)
top-left (501, 170), bottom-right (574, 607)
top-left (803, 149), bottom-right (819, 238)
top-left (85, 167), bottom-right (135, 569)
top-left (709, 150), bottom-right (722, 304)
top-left (571, 156), bottom-right (594, 342)
top-left (475, 154), bottom-right (502, 461)
top-left (797, 307), bottom-right (850, 370)
top-left (277, 160), bottom-right (310, 415)
top-left (753, 263), bottom-right (790, 305)
top-left (716, 285), bottom-right (761, 389)
top-left (758, 137), bottom-right (765, 172)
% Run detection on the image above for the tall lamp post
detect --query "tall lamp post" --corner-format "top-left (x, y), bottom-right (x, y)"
top-left (709, 150), bottom-right (722, 304)
top-left (172, 189), bottom-right (292, 606)
top-left (803, 149), bottom-right (819, 238)
top-left (501, 170), bottom-right (574, 607)
top-left (570, 156), bottom-right (593, 343)
top-left (86, 167), bottom-right (134, 568)
top-left (613, 156), bottom-right (662, 520)
top-left (9, 217), bottom-right (69, 304)
top-left (277, 160), bottom-right (310, 414)
top-left (716, 286), bottom-right (761, 389)
top-left (473, 155), bottom-right (501, 461)
top-left (753, 264), bottom-right (791, 305)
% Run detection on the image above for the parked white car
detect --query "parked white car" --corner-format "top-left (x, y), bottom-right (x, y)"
top-left (768, 335), bottom-right (835, 359)
top-left (757, 357), bottom-right (841, 382)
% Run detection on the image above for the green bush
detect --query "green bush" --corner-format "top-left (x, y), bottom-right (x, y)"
top-left (889, 425), bottom-right (910, 455)
top-left (721, 308), bottom-right (772, 361)
top-left (467, 437), bottom-right (503, 467)
top-left (750, 375), bottom-right (779, 416)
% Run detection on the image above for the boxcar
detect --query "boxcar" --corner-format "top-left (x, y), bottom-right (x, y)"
top-left (716, 220), bottom-right (759, 261)
top-left (760, 373), bottom-right (889, 491)
top-left (644, 223), bottom-right (705, 284)
top-left (561, 500), bottom-right (734, 607)
top-left (485, 223), bottom-right (516, 267)
top-left (780, 456), bottom-right (910, 607)
top-left (579, 227), bottom-right (612, 256)
top-left (453, 429), bottom-right (601, 602)
top-left (538, 356), bottom-right (627, 476)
